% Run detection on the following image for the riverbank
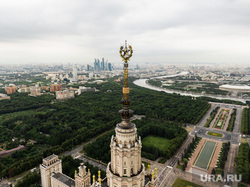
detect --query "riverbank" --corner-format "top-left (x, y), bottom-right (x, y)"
top-left (134, 78), bottom-right (249, 104)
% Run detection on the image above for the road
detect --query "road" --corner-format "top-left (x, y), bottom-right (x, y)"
top-left (4, 100), bottom-right (246, 186)
top-left (3, 130), bottom-right (112, 186)
top-left (157, 134), bottom-right (195, 186)
top-left (168, 135), bottom-right (194, 167)
top-left (191, 101), bottom-right (245, 145)
top-left (158, 166), bottom-right (172, 187)
top-left (77, 155), bottom-right (107, 171)
top-left (223, 145), bottom-right (238, 187)
top-left (0, 179), bottom-right (10, 187)
top-left (62, 139), bottom-right (95, 157)
top-left (191, 126), bottom-right (241, 145)
top-left (225, 144), bottom-right (238, 175)
top-left (198, 103), bottom-right (217, 127)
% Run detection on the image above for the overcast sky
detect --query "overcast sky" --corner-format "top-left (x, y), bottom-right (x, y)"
top-left (0, 0), bottom-right (250, 65)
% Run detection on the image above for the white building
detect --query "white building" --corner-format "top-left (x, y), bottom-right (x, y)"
top-left (77, 86), bottom-right (97, 95)
top-left (40, 154), bottom-right (92, 187)
top-left (30, 87), bottom-right (41, 96)
top-left (56, 90), bottom-right (75, 100)
top-left (219, 84), bottom-right (250, 92)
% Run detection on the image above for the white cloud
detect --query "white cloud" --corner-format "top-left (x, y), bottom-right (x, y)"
top-left (0, 0), bottom-right (249, 64)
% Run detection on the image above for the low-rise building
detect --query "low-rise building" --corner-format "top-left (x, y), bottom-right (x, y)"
top-left (50, 84), bottom-right (62, 92)
top-left (56, 90), bottom-right (75, 100)
top-left (78, 86), bottom-right (97, 95)
top-left (0, 93), bottom-right (10, 100)
top-left (41, 86), bottom-right (50, 91)
top-left (18, 87), bottom-right (31, 93)
top-left (5, 86), bottom-right (17, 94)
top-left (30, 87), bottom-right (42, 96)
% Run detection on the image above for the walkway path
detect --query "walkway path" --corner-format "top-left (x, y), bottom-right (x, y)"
top-left (186, 138), bottom-right (206, 171)
top-left (208, 141), bottom-right (222, 174)
top-left (209, 108), bottom-right (222, 128)
top-left (77, 155), bottom-right (107, 171)
top-left (223, 108), bottom-right (232, 131)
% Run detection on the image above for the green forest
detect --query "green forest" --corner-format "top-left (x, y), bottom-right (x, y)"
top-left (241, 108), bottom-right (250, 135)
top-left (213, 142), bottom-right (230, 176)
top-left (62, 155), bottom-right (106, 180)
top-left (0, 78), bottom-right (210, 178)
top-left (236, 143), bottom-right (250, 183)
top-left (84, 118), bottom-right (187, 162)
top-left (0, 93), bottom-right (54, 114)
top-left (227, 109), bottom-right (236, 132)
top-left (204, 107), bottom-right (219, 127)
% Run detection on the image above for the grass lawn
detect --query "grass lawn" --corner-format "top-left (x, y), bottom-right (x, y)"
top-left (241, 137), bottom-right (247, 143)
top-left (238, 183), bottom-right (247, 187)
top-left (176, 164), bottom-right (182, 169)
top-left (207, 131), bottom-right (223, 137)
top-left (172, 177), bottom-right (202, 187)
top-left (186, 126), bottom-right (193, 133)
top-left (142, 135), bottom-right (170, 151)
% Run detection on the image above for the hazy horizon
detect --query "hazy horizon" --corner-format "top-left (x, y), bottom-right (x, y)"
top-left (0, 0), bottom-right (250, 65)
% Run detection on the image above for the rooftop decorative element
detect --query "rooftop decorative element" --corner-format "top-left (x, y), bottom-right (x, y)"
top-left (118, 40), bottom-right (134, 129)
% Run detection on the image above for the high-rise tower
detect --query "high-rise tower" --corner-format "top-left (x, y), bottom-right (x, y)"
top-left (73, 64), bottom-right (78, 81)
top-left (106, 41), bottom-right (145, 187)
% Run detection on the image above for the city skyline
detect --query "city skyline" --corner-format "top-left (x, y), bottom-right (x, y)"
top-left (0, 0), bottom-right (250, 64)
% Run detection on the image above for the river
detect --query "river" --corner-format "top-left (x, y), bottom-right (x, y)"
top-left (133, 73), bottom-right (249, 104)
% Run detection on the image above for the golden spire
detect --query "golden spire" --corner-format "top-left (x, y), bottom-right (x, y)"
top-left (99, 178), bottom-right (102, 185)
top-left (119, 41), bottom-right (134, 129)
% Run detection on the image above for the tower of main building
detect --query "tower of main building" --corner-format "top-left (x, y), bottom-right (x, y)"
top-left (106, 41), bottom-right (145, 187)
top-left (40, 41), bottom-right (157, 187)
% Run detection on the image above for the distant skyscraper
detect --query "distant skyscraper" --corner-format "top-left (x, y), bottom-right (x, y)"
top-left (101, 58), bottom-right (105, 70)
top-left (73, 64), bottom-right (77, 81)
top-left (87, 64), bottom-right (90, 71)
top-left (105, 61), bottom-right (108, 71)
top-left (108, 63), bottom-right (112, 71)
top-left (97, 59), bottom-right (100, 71)
top-left (94, 59), bottom-right (97, 71)
top-left (94, 58), bottom-right (101, 71)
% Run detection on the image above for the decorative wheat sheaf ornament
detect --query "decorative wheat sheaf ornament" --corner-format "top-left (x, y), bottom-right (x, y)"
top-left (119, 40), bottom-right (133, 62)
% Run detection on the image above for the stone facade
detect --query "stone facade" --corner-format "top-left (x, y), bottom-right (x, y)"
top-left (50, 84), bottom-right (62, 92)
top-left (40, 42), bottom-right (157, 187)
top-left (56, 90), bottom-right (75, 100)
top-left (30, 87), bottom-right (41, 96)
top-left (40, 154), bottom-right (62, 187)
top-left (106, 125), bottom-right (145, 187)
top-left (5, 86), bottom-right (17, 94)
top-left (74, 163), bottom-right (91, 187)
top-left (40, 154), bottom-right (92, 187)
